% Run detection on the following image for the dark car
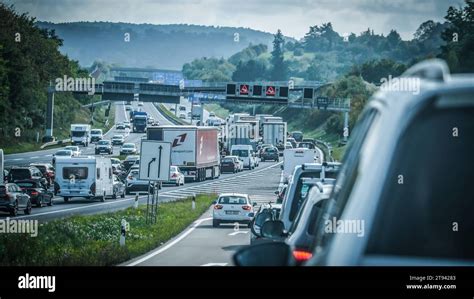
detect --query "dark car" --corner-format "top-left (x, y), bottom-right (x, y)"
top-left (0, 183), bottom-right (32, 216)
top-left (112, 175), bottom-right (126, 199)
top-left (291, 131), bottom-right (303, 142)
top-left (30, 163), bottom-right (55, 186)
top-left (302, 138), bottom-right (315, 146)
top-left (15, 180), bottom-right (54, 207)
top-left (95, 140), bottom-right (113, 154)
top-left (220, 156), bottom-right (240, 173)
top-left (260, 147), bottom-right (279, 162)
top-left (123, 155), bottom-right (140, 172)
top-left (7, 166), bottom-right (48, 186)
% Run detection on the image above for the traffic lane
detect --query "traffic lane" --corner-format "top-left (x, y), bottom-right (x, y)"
top-left (0, 161), bottom-right (280, 222)
top-left (127, 211), bottom-right (250, 266)
top-left (143, 102), bottom-right (174, 126)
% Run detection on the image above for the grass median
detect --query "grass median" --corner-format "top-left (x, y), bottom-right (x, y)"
top-left (0, 193), bottom-right (215, 266)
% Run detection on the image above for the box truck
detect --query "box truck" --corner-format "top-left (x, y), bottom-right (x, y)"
top-left (54, 156), bottom-right (114, 202)
top-left (70, 124), bottom-right (91, 146)
top-left (147, 126), bottom-right (220, 182)
top-left (282, 148), bottom-right (317, 183)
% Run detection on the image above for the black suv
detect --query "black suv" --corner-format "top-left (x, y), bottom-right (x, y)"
top-left (260, 147), bottom-right (279, 162)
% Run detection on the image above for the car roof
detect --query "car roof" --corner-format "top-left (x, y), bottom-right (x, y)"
top-left (218, 193), bottom-right (248, 198)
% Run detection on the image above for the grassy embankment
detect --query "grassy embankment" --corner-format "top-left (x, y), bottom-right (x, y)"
top-left (0, 193), bottom-right (215, 266)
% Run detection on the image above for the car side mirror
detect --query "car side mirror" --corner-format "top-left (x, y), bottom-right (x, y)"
top-left (212, 200), bottom-right (217, 205)
top-left (233, 242), bottom-right (291, 266)
top-left (252, 202), bottom-right (257, 207)
top-left (261, 220), bottom-right (286, 240)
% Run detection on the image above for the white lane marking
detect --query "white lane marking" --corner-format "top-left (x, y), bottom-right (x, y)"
top-left (125, 217), bottom-right (213, 266)
top-left (228, 231), bottom-right (248, 236)
top-left (12, 158), bottom-right (24, 161)
top-left (30, 156), bottom-right (39, 159)
top-left (201, 263), bottom-right (228, 266)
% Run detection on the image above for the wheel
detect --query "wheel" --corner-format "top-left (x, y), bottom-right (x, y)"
top-left (212, 219), bottom-right (220, 227)
top-left (36, 197), bottom-right (43, 208)
top-left (100, 193), bottom-right (106, 202)
top-left (47, 197), bottom-right (53, 206)
top-left (121, 191), bottom-right (125, 198)
top-left (10, 201), bottom-right (18, 217)
top-left (63, 197), bottom-right (69, 203)
top-left (24, 201), bottom-right (32, 215)
top-left (112, 191), bottom-right (117, 199)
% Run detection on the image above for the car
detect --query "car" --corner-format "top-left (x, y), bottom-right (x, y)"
top-left (116, 122), bottom-right (125, 130)
top-left (52, 149), bottom-right (73, 165)
top-left (15, 179), bottom-right (54, 207)
top-left (7, 166), bottom-right (48, 186)
top-left (235, 59), bottom-right (474, 267)
top-left (179, 105), bottom-right (186, 112)
top-left (258, 144), bottom-right (273, 157)
top-left (250, 203), bottom-right (282, 245)
top-left (29, 163), bottom-right (55, 187)
top-left (147, 117), bottom-right (154, 125)
top-left (260, 146), bottom-right (279, 162)
top-left (64, 145), bottom-right (81, 156)
top-left (123, 121), bottom-right (131, 129)
top-left (110, 158), bottom-right (123, 174)
top-left (123, 155), bottom-right (140, 171)
top-left (0, 183), bottom-right (32, 216)
top-left (125, 169), bottom-right (157, 195)
top-left (138, 102), bottom-right (144, 106)
top-left (285, 183), bottom-right (333, 264)
top-left (285, 142), bottom-right (293, 149)
top-left (220, 156), bottom-right (243, 173)
top-left (120, 143), bottom-right (137, 155)
top-left (90, 129), bottom-right (103, 142)
top-left (95, 140), bottom-right (113, 154)
top-left (179, 112), bottom-right (186, 119)
top-left (112, 134), bottom-right (125, 145)
top-left (212, 193), bottom-right (256, 227)
top-left (170, 107), bottom-right (175, 112)
top-left (111, 175), bottom-right (126, 199)
top-left (164, 166), bottom-right (185, 186)
top-left (209, 112), bottom-right (216, 118)
top-left (125, 105), bottom-right (132, 111)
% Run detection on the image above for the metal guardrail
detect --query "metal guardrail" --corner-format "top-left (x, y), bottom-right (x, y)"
top-left (154, 104), bottom-right (187, 125)
top-left (40, 138), bottom-right (71, 149)
top-left (315, 139), bottom-right (334, 162)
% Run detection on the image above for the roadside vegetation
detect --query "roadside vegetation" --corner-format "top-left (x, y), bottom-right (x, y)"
top-left (0, 194), bottom-right (215, 266)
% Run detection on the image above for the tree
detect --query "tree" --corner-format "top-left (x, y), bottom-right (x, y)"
top-left (232, 59), bottom-right (267, 81)
top-left (269, 29), bottom-right (288, 81)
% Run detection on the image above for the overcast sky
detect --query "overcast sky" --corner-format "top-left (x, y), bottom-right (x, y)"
top-left (3, 0), bottom-right (465, 40)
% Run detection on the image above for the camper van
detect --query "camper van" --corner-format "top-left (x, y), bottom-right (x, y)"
top-left (230, 144), bottom-right (256, 170)
top-left (54, 156), bottom-right (114, 202)
top-left (70, 124), bottom-right (91, 147)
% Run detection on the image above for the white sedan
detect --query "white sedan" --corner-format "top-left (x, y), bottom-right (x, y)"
top-left (64, 145), bottom-right (81, 156)
top-left (212, 193), bottom-right (256, 227)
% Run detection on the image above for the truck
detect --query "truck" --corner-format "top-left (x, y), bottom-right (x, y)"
top-left (282, 148), bottom-right (316, 183)
top-left (70, 124), bottom-right (91, 147)
top-left (54, 156), bottom-right (114, 202)
top-left (262, 121), bottom-right (287, 154)
top-left (147, 126), bottom-right (220, 182)
top-left (131, 111), bottom-right (148, 133)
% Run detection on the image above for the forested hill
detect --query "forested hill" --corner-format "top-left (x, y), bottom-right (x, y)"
top-left (36, 22), bottom-right (289, 69)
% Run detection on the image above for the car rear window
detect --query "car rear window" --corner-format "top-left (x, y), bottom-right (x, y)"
top-left (16, 181), bottom-right (36, 188)
top-left (63, 167), bottom-right (88, 180)
top-left (222, 158), bottom-right (233, 163)
top-left (33, 165), bottom-right (46, 173)
top-left (219, 196), bottom-right (247, 204)
top-left (366, 103), bottom-right (474, 260)
top-left (98, 140), bottom-right (110, 145)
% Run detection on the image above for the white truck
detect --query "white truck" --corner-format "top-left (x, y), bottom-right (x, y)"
top-left (147, 126), bottom-right (220, 182)
top-left (262, 121), bottom-right (287, 153)
top-left (70, 124), bottom-right (91, 147)
top-left (282, 148), bottom-right (317, 183)
top-left (54, 156), bottom-right (114, 202)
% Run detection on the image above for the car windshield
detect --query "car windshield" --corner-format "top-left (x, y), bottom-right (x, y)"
top-left (113, 136), bottom-right (122, 139)
top-left (98, 140), bottom-right (110, 145)
top-left (218, 196), bottom-right (247, 204)
top-left (231, 150), bottom-right (248, 157)
top-left (170, 166), bottom-right (178, 172)
top-left (265, 148), bottom-right (277, 153)
top-left (91, 130), bottom-right (101, 134)
top-left (71, 131), bottom-right (85, 137)
top-left (123, 144), bottom-right (135, 148)
top-left (32, 165), bottom-right (46, 173)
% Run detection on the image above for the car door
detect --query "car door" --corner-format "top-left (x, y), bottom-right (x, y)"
top-left (12, 184), bottom-right (26, 207)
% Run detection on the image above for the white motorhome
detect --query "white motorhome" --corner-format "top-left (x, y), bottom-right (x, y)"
top-left (282, 148), bottom-right (317, 183)
top-left (54, 156), bottom-right (114, 202)
top-left (70, 124), bottom-right (91, 146)
top-left (231, 144), bottom-right (256, 170)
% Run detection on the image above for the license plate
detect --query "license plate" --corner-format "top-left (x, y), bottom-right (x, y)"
top-left (226, 211), bottom-right (239, 215)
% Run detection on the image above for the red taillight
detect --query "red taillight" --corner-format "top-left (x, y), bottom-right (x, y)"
top-left (292, 250), bottom-right (313, 262)
top-left (242, 205), bottom-right (252, 211)
top-left (127, 176), bottom-right (133, 180)
top-left (30, 191), bottom-right (39, 196)
top-left (214, 204), bottom-right (223, 210)
top-left (171, 173), bottom-right (177, 178)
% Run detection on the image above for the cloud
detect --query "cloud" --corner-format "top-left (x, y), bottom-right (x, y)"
top-left (2, 0), bottom-right (465, 39)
